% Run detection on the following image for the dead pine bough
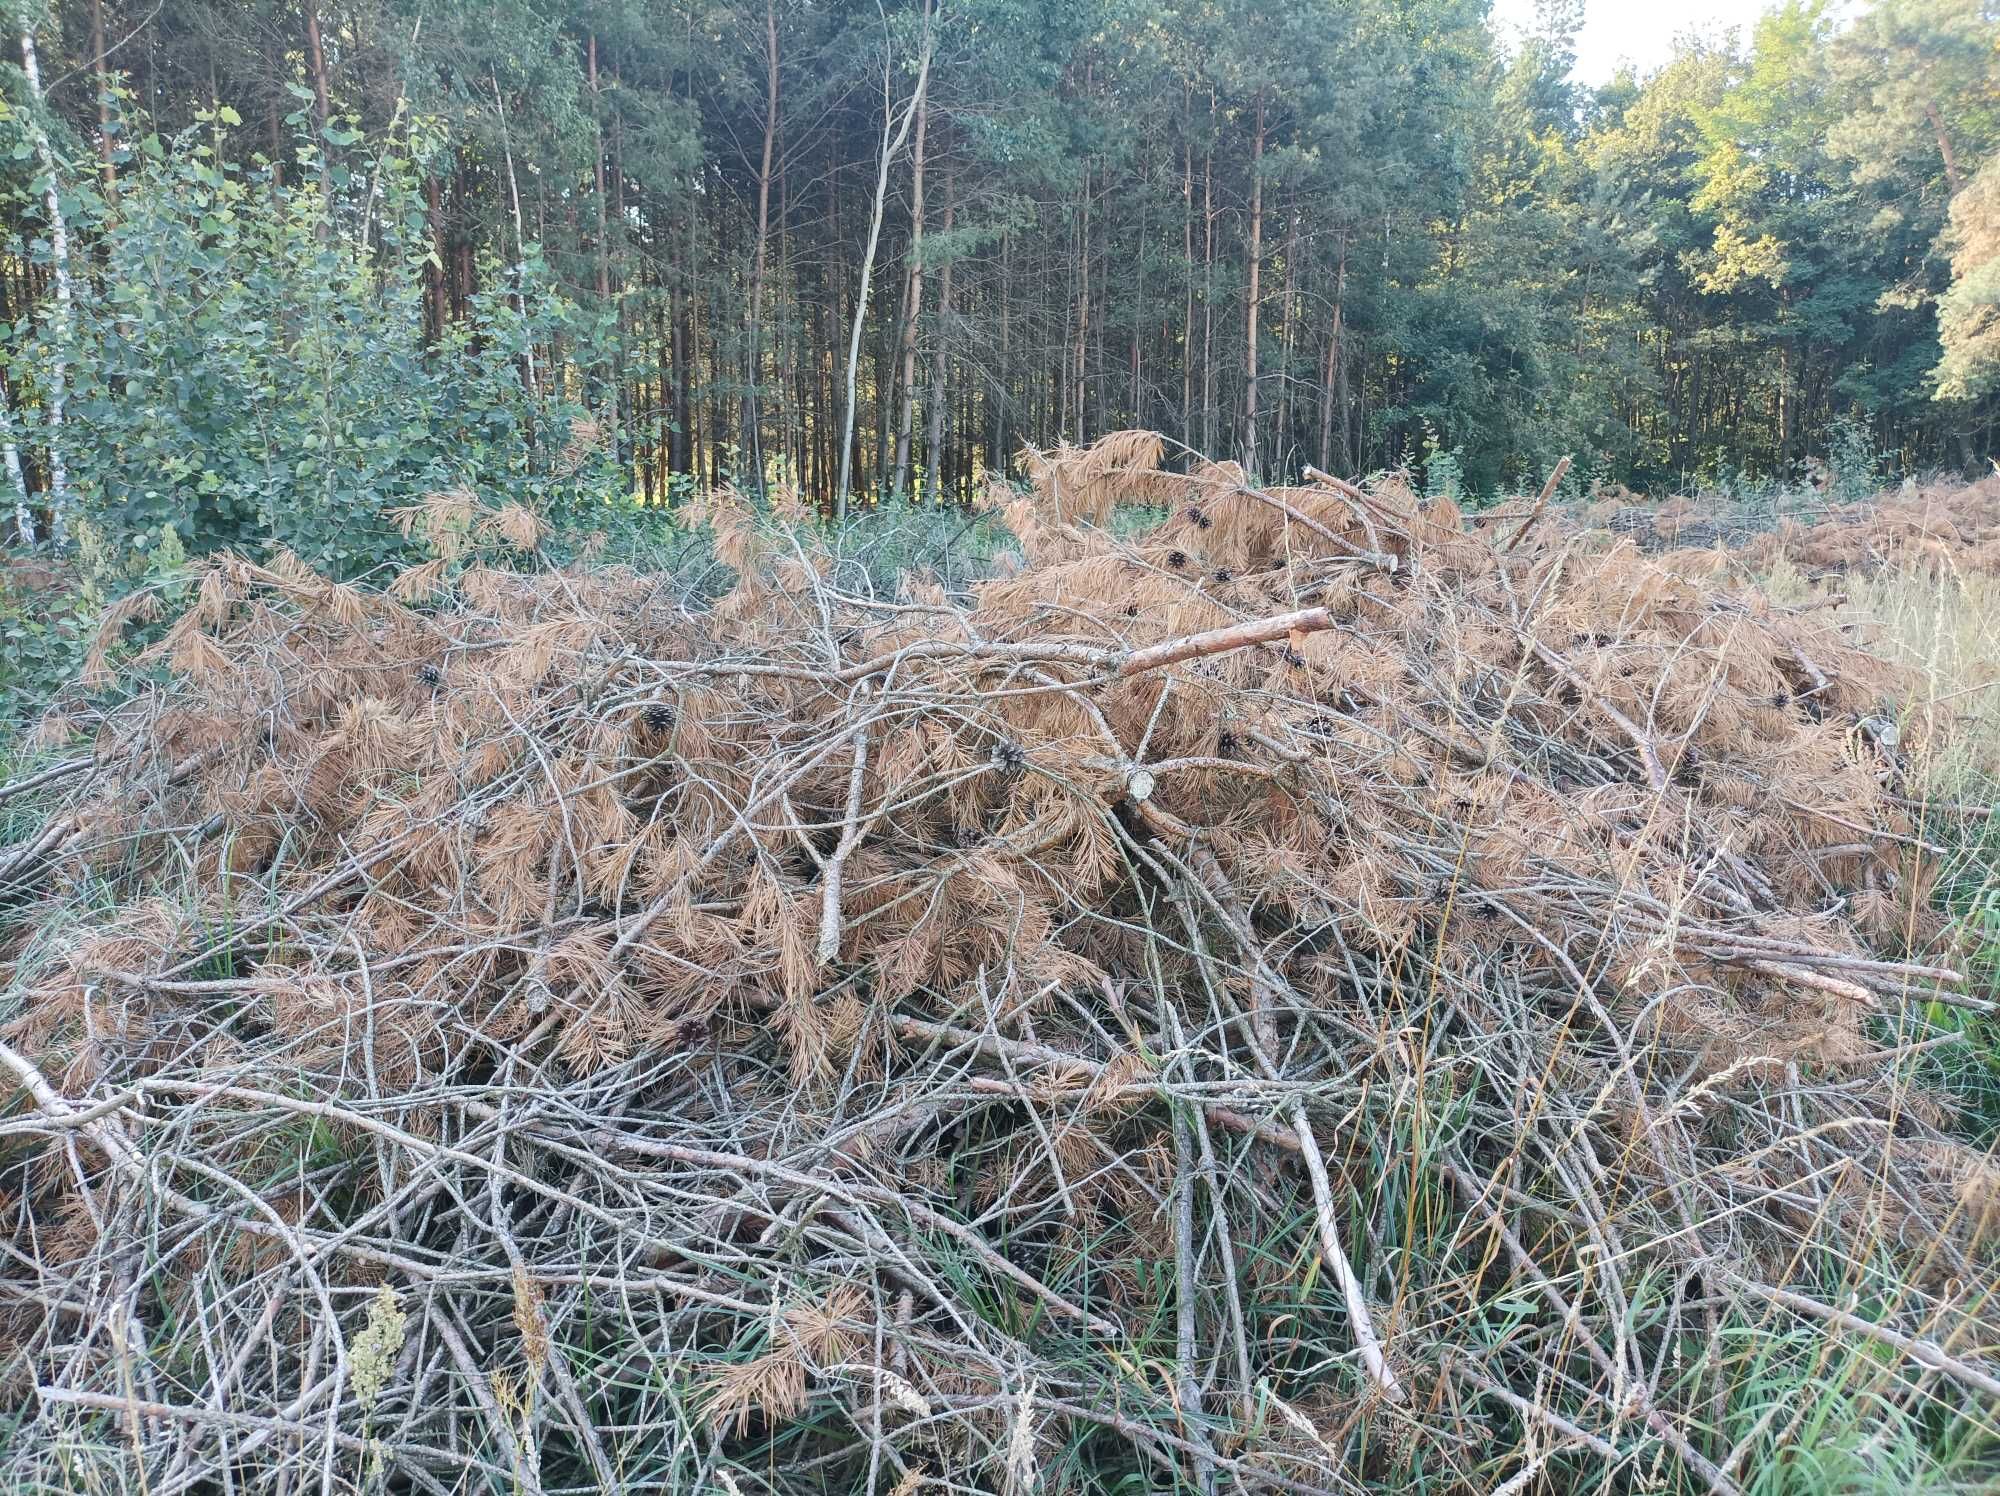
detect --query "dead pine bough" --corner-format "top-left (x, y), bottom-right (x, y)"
top-left (1736, 473), bottom-right (2000, 579)
top-left (0, 434), bottom-right (1995, 1493)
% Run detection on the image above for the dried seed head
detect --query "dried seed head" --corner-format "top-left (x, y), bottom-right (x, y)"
top-left (1165, 550), bottom-right (1188, 570)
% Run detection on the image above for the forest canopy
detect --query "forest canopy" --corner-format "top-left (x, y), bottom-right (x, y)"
top-left (2, 0), bottom-right (1999, 565)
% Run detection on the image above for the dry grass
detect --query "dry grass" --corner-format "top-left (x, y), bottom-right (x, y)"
top-left (1739, 476), bottom-right (2000, 580)
top-left (1761, 557), bottom-right (2000, 799)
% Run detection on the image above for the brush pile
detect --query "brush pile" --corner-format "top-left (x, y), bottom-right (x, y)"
top-left (1, 433), bottom-right (1995, 1494)
top-left (1737, 475), bottom-right (2000, 577)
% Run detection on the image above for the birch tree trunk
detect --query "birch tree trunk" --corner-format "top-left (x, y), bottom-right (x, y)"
top-left (836, 2), bottom-right (932, 519)
top-left (490, 76), bottom-right (540, 403)
top-left (2, 389), bottom-right (33, 546)
top-left (19, 18), bottom-right (72, 546)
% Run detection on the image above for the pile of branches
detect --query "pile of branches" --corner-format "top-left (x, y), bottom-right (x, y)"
top-left (1, 434), bottom-right (1996, 1494)
top-left (1736, 476), bottom-right (2000, 578)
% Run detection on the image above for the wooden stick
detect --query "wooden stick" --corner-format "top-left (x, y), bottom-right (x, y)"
top-left (817, 692), bottom-right (874, 964)
top-left (1118, 606), bottom-right (1333, 677)
top-left (1501, 454), bottom-right (1572, 553)
top-left (664, 607), bottom-right (1342, 689)
top-left (1523, 636), bottom-right (1669, 792)
top-left (1734, 1279), bottom-right (2000, 1403)
top-left (0, 754), bottom-right (91, 806)
top-left (1290, 1099), bottom-right (1405, 1404)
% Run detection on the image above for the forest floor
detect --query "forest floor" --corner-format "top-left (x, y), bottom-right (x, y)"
top-left (0, 449), bottom-right (1995, 1495)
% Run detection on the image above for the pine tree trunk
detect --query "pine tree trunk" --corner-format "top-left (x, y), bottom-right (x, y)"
top-left (1074, 163), bottom-right (1091, 443)
top-left (994, 230), bottom-right (1011, 473)
top-left (1181, 96), bottom-right (1195, 445)
top-left (1201, 104), bottom-right (1215, 452)
top-left (304, 2), bottom-right (335, 228)
top-left (425, 175), bottom-right (449, 339)
top-left (741, 1), bottom-right (778, 491)
top-left (613, 58), bottom-right (632, 473)
top-left (90, 0), bottom-right (117, 202)
top-left (267, 58), bottom-right (285, 191)
top-left (778, 133), bottom-right (797, 487)
top-left (672, 237), bottom-right (693, 476)
top-left (589, 36), bottom-right (611, 301)
top-left (1127, 139), bottom-right (1147, 427)
top-left (1277, 190), bottom-right (1298, 474)
top-left (874, 289), bottom-right (893, 491)
top-left (656, 292), bottom-right (673, 492)
top-left (1320, 233), bottom-right (1348, 471)
top-left (925, 168), bottom-right (955, 504)
top-left (1096, 210), bottom-right (1109, 432)
top-left (1925, 99), bottom-right (1965, 196)
top-left (892, 57), bottom-right (929, 499)
top-left (1243, 90), bottom-right (1265, 476)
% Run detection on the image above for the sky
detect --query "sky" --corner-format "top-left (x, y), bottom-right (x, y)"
top-left (1488, 0), bottom-right (1783, 85)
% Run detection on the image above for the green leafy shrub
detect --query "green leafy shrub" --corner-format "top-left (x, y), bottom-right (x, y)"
top-left (30, 113), bottom-right (618, 579)
top-left (0, 558), bottom-right (83, 756)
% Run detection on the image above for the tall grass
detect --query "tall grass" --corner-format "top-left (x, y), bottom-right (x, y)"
top-left (1763, 558), bottom-right (2000, 799)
